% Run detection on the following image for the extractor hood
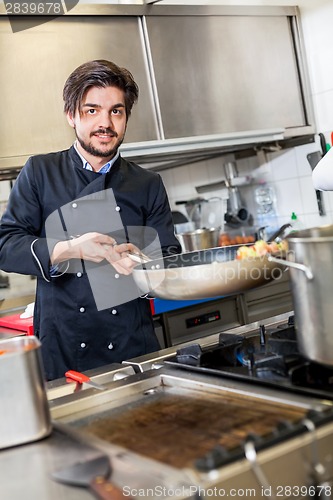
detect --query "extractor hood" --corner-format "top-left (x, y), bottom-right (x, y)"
top-left (0, 128), bottom-right (315, 181)
top-left (121, 128), bottom-right (285, 160)
top-left (119, 128), bottom-right (315, 171)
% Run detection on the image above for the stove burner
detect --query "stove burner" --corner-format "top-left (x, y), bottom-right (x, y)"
top-left (168, 318), bottom-right (333, 400)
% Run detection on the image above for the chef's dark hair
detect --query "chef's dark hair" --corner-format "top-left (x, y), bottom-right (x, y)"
top-left (63, 59), bottom-right (139, 120)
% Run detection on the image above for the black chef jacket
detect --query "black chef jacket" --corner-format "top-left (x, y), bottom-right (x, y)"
top-left (0, 146), bottom-right (181, 380)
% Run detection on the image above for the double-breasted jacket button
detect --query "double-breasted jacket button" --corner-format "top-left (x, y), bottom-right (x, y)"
top-left (111, 309), bottom-right (117, 315)
top-left (72, 202), bottom-right (78, 209)
top-left (77, 272), bottom-right (82, 278)
top-left (108, 342), bottom-right (114, 350)
top-left (115, 206), bottom-right (121, 212)
top-left (79, 307), bottom-right (85, 313)
top-left (114, 273), bottom-right (120, 279)
top-left (80, 342), bottom-right (86, 348)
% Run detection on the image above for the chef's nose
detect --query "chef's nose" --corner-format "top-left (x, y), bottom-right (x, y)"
top-left (99, 110), bottom-right (114, 128)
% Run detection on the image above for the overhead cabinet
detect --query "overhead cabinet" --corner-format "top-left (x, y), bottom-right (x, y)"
top-left (0, 15), bottom-right (158, 160)
top-left (145, 14), bottom-right (307, 138)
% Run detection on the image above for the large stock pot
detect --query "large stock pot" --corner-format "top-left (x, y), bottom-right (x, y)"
top-left (269, 224), bottom-right (333, 366)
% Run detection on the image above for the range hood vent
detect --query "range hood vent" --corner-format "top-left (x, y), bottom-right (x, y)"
top-left (120, 128), bottom-right (285, 160)
top-left (0, 129), bottom-right (315, 181)
top-left (119, 128), bottom-right (315, 171)
top-left (0, 128), bottom-right (316, 181)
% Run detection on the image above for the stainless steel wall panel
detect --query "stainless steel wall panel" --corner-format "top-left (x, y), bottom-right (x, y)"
top-left (0, 16), bottom-right (158, 159)
top-left (0, 5), bottom-right (314, 168)
top-left (145, 15), bottom-right (306, 139)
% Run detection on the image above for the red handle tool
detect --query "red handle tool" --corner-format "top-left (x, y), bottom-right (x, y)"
top-left (65, 370), bottom-right (105, 391)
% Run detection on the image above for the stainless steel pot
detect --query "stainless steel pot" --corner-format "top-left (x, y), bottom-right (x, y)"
top-left (176, 227), bottom-right (221, 252)
top-left (269, 224), bottom-right (333, 366)
top-left (0, 336), bottom-right (52, 448)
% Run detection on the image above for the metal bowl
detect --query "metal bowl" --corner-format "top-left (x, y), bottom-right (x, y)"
top-left (0, 336), bottom-right (52, 449)
top-left (176, 227), bottom-right (221, 252)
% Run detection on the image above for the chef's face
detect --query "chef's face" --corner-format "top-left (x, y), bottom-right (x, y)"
top-left (66, 85), bottom-right (127, 162)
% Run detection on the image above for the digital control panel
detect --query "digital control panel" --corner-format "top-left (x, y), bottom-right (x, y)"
top-left (186, 310), bottom-right (221, 329)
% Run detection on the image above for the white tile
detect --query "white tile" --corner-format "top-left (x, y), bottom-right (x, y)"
top-left (303, 212), bottom-right (333, 229)
top-left (306, 48), bottom-right (333, 95)
top-left (190, 159), bottom-right (212, 187)
top-left (269, 149), bottom-right (298, 181)
top-left (299, 175), bottom-right (324, 215)
top-left (206, 157), bottom-right (223, 181)
top-left (312, 90), bottom-right (333, 132)
top-left (0, 181), bottom-right (10, 200)
top-left (159, 168), bottom-right (175, 190)
top-left (172, 165), bottom-right (196, 200)
top-left (301, 2), bottom-right (333, 48)
top-left (274, 178), bottom-right (303, 217)
top-left (325, 190), bottom-right (333, 212)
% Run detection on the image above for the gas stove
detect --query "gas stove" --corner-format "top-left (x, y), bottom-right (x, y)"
top-left (165, 315), bottom-right (333, 402)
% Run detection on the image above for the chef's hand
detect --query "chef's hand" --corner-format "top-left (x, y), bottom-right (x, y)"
top-left (50, 232), bottom-right (140, 275)
top-left (102, 241), bottom-right (141, 275)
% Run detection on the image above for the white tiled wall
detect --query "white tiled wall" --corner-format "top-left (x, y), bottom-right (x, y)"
top-left (160, 140), bottom-right (333, 232)
top-left (158, 0), bottom-right (333, 233)
top-left (301, 1), bottom-right (333, 141)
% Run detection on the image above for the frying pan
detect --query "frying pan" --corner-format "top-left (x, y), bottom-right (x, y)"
top-left (132, 245), bottom-right (286, 300)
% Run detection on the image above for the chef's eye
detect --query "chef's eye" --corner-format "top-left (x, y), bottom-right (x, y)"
top-left (87, 109), bottom-right (96, 115)
top-left (112, 108), bottom-right (123, 115)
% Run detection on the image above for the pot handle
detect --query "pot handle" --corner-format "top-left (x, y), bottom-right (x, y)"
top-left (267, 255), bottom-right (314, 280)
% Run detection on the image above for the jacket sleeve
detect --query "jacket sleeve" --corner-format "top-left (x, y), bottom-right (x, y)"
top-left (312, 147), bottom-right (333, 191)
top-left (0, 158), bottom-right (54, 280)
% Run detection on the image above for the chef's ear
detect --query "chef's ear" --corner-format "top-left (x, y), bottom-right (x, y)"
top-left (66, 112), bottom-right (75, 129)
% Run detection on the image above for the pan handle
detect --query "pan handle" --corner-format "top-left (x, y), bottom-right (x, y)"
top-left (90, 477), bottom-right (132, 499)
top-left (267, 255), bottom-right (314, 280)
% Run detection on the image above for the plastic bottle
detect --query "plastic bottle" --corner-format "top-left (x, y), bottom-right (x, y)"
top-left (254, 184), bottom-right (278, 240)
top-left (289, 212), bottom-right (304, 233)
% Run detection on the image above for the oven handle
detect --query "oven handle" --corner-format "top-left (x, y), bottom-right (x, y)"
top-left (244, 439), bottom-right (277, 500)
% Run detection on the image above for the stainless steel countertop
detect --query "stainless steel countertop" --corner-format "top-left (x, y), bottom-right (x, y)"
top-left (0, 426), bottom-right (101, 500)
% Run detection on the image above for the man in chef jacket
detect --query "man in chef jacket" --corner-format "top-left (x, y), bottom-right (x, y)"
top-left (0, 59), bottom-right (181, 380)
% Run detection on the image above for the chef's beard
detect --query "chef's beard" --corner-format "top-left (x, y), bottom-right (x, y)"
top-left (75, 128), bottom-right (125, 159)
